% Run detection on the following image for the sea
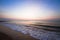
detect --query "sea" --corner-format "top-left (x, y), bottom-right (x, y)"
top-left (1, 20), bottom-right (60, 40)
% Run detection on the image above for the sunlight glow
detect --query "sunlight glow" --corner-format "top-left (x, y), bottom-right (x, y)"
top-left (20, 4), bottom-right (40, 19)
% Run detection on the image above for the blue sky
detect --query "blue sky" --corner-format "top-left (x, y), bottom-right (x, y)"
top-left (1, 0), bottom-right (60, 20)
top-left (1, 0), bottom-right (60, 9)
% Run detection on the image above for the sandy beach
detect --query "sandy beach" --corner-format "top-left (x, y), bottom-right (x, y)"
top-left (0, 25), bottom-right (38, 40)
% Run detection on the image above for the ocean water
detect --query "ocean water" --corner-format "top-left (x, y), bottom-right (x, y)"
top-left (1, 21), bottom-right (60, 40)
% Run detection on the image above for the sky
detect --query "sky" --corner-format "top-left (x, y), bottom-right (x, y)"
top-left (0, 0), bottom-right (60, 20)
